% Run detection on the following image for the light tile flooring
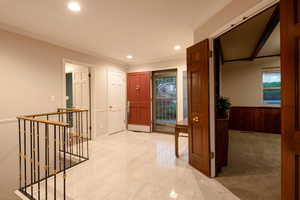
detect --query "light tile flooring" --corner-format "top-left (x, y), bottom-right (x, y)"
top-left (20, 131), bottom-right (239, 200)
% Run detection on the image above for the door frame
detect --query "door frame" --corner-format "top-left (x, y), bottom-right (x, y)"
top-left (62, 58), bottom-right (94, 139)
top-left (206, 0), bottom-right (280, 177)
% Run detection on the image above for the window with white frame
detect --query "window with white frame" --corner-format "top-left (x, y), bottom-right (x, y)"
top-left (262, 71), bottom-right (281, 105)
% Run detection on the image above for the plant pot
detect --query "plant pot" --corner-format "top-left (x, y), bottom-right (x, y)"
top-left (215, 118), bottom-right (229, 173)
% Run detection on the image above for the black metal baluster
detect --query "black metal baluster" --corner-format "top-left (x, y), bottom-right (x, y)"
top-left (59, 113), bottom-right (62, 171)
top-left (46, 115), bottom-right (50, 177)
top-left (81, 112), bottom-right (84, 159)
top-left (68, 111), bottom-right (74, 163)
top-left (76, 113), bottom-right (79, 160)
top-left (45, 123), bottom-right (48, 200)
top-left (23, 120), bottom-right (27, 193)
top-left (54, 125), bottom-right (57, 200)
top-left (33, 119), bottom-right (36, 183)
top-left (79, 112), bottom-right (81, 160)
top-left (37, 122), bottom-right (40, 200)
top-left (30, 121), bottom-right (33, 197)
top-left (71, 112), bottom-right (74, 161)
top-left (86, 111), bottom-right (89, 159)
top-left (67, 113), bottom-right (71, 167)
top-left (18, 119), bottom-right (22, 190)
top-left (63, 126), bottom-right (66, 200)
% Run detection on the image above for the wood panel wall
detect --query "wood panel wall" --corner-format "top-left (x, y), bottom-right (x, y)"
top-left (229, 106), bottom-right (281, 134)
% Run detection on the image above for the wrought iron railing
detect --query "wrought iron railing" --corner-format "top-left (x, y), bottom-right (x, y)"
top-left (17, 108), bottom-right (89, 200)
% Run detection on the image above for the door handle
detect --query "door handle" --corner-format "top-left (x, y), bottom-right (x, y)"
top-left (193, 116), bottom-right (199, 122)
top-left (127, 101), bottom-right (130, 118)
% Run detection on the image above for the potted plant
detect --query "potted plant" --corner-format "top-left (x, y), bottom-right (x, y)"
top-left (215, 96), bottom-right (231, 173)
top-left (216, 96), bottom-right (231, 119)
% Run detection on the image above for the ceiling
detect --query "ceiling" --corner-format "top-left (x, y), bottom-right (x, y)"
top-left (219, 5), bottom-right (280, 62)
top-left (0, 0), bottom-right (232, 65)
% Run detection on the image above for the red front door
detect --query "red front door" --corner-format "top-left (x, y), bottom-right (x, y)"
top-left (127, 72), bottom-right (151, 129)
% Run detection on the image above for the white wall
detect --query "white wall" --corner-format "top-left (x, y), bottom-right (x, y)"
top-left (128, 58), bottom-right (187, 121)
top-left (221, 57), bottom-right (280, 107)
top-left (0, 28), bottom-right (126, 200)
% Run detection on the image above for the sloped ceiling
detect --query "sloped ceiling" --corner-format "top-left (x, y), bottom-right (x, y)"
top-left (219, 5), bottom-right (279, 61)
top-left (258, 24), bottom-right (280, 57)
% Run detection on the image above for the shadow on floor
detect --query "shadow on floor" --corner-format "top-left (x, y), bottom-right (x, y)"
top-left (215, 130), bottom-right (281, 200)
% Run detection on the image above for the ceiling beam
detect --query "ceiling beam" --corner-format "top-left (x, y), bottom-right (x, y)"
top-left (224, 54), bottom-right (280, 63)
top-left (250, 5), bottom-right (280, 60)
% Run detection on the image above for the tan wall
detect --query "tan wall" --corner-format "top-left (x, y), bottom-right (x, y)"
top-left (221, 57), bottom-right (280, 107)
top-left (0, 28), bottom-right (126, 199)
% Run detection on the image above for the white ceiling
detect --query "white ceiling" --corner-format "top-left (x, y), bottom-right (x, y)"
top-left (0, 0), bottom-right (232, 65)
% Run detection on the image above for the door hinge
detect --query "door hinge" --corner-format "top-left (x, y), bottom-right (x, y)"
top-left (209, 50), bottom-right (213, 58)
top-left (210, 152), bottom-right (215, 159)
top-left (89, 126), bottom-right (92, 131)
top-left (88, 73), bottom-right (91, 78)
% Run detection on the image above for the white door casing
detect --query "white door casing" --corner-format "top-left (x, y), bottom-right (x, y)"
top-left (107, 69), bottom-right (126, 134)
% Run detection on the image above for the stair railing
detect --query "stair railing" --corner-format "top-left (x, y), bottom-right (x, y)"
top-left (17, 108), bottom-right (89, 200)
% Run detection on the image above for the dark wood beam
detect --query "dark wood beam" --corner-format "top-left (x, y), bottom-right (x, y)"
top-left (224, 54), bottom-right (280, 63)
top-left (250, 5), bottom-right (280, 60)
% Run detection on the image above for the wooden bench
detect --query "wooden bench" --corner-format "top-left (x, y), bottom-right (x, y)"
top-left (175, 119), bottom-right (188, 157)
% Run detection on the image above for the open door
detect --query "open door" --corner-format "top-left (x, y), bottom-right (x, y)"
top-left (187, 39), bottom-right (211, 176)
top-left (281, 1), bottom-right (300, 199)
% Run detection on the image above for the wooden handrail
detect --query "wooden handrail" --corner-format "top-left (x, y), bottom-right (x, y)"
top-left (57, 108), bottom-right (88, 112)
top-left (17, 108), bottom-right (88, 126)
top-left (17, 116), bottom-right (69, 127)
top-left (24, 110), bottom-right (88, 118)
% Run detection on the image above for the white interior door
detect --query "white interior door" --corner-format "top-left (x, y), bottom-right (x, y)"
top-left (107, 70), bottom-right (126, 134)
top-left (73, 68), bottom-right (89, 109)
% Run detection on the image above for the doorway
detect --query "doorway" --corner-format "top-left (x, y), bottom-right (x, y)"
top-left (152, 70), bottom-right (177, 133)
top-left (213, 4), bottom-right (281, 200)
top-left (65, 62), bottom-right (91, 138)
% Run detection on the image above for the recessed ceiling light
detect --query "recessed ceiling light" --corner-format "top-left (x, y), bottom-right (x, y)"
top-left (68, 2), bottom-right (81, 12)
top-left (126, 55), bottom-right (133, 59)
top-left (169, 190), bottom-right (178, 199)
top-left (174, 45), bottom-right (181, 50)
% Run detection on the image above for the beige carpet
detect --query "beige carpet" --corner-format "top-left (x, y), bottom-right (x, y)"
top-left (215, 130), bottom-right (281, 200)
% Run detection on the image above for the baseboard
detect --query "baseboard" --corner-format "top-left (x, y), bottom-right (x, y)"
top-left (128, 124), bottom-right (151, 132)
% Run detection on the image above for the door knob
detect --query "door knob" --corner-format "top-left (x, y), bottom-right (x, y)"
top-left (193, 116), bottom-right (199, 122)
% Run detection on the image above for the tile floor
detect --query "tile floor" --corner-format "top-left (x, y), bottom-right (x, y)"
top-left (19, 131), bottom-right (239, 200)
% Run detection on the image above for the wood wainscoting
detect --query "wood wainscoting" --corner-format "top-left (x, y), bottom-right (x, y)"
top-left (229, 106), bottom-right (281, 134)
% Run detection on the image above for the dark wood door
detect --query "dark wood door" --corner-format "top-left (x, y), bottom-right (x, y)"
top-left (187, 39), bottom-right (211, 176)
top-left (281, 0), bottom-right (300, 199)
top-left (127, 72), bottom-right (151, 126)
